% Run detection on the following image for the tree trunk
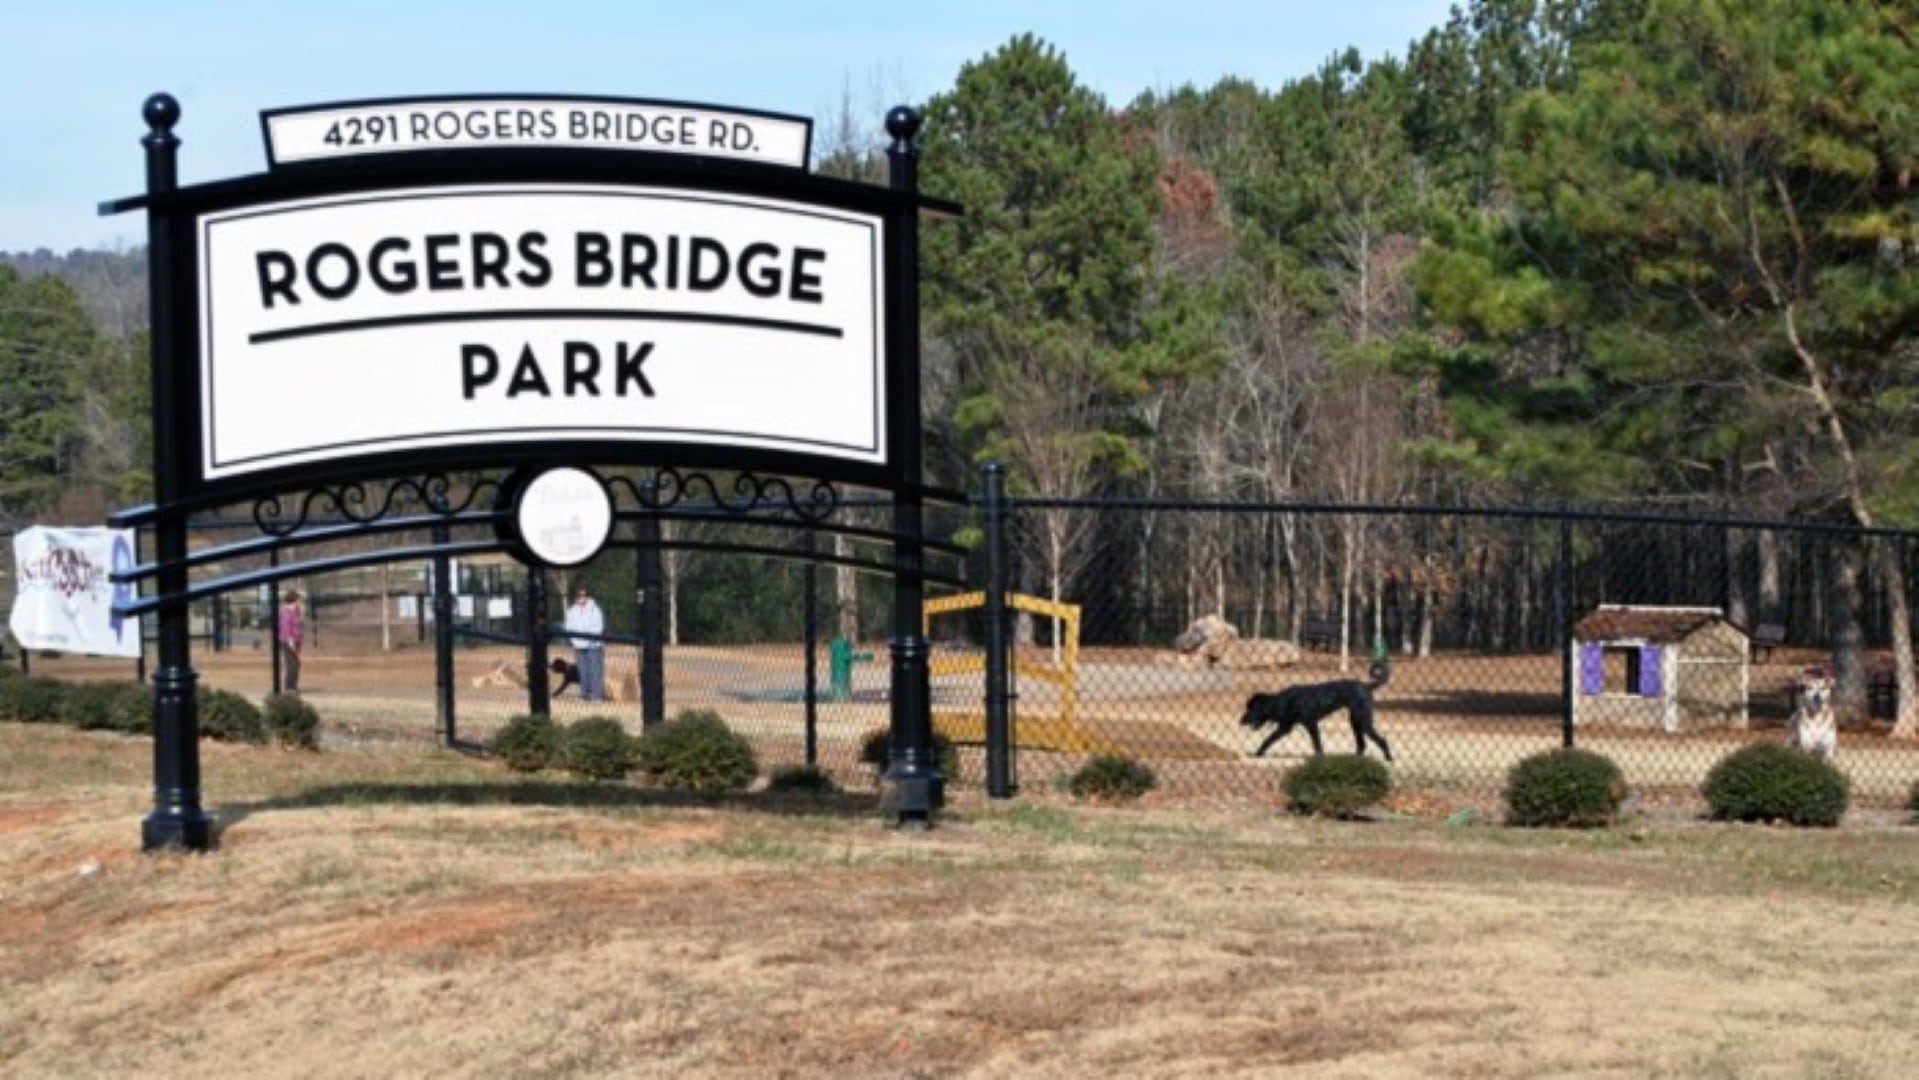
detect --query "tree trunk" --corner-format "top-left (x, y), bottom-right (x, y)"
top-left (1757, 529), bottom-right (1782, 619)
top-left (1725, 527), bottom-right (1750, 630)
top-left (1279, 513), bottom-right (1301, 642)
top-left (1873, 536), bottom-right (1918, 738)
top-left (1418, 566), bottom-right (1435, 658)
top-left (834, 533), bottom-right (859, 642)
top-left (1337, 521), bottom-right (1356, 674)
top-left (379, 561), bottom-right (392, 652)
top-left (1831, 540), bottom-right (1868, 721)
top-left (662, 522), bottom-right (682, 647)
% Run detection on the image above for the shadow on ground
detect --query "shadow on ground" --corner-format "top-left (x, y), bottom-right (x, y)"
top-left (214, 779), bottom-right (884, 837)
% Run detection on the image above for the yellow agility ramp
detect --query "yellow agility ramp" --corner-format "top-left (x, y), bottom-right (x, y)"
top-left (923, 592), bottom-right (1094, 753)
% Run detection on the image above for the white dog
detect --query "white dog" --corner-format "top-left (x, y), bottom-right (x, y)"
top-left (1788, 667), bottom-right (1837, 760)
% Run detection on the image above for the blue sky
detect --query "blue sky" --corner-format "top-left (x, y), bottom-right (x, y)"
top-left (1, 1), bottom-right (1455, 252)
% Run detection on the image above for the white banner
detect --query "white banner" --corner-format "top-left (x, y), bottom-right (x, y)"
top-left (264, 98), bottom-right (811, 170)
top-left (198, 184), bottom-right (886, 480)
top-left (8, 527), bottom-right (142, 658)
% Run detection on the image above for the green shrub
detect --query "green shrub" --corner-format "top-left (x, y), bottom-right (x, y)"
top-left (62, 682), bottom-right (150, 733)
top-left (1067, 755), bottom-right (1158, 802)
top-left (199, 688), bottom-right (267, 744)
top-left (635, 709), bottom-right (756, 792)
top-left (1282, 754), bottom-right (1393, 818)
top-left (562, 716), bottom-right (636, 780)
top-left (0, 675), bottom-right (69, 723)
top-left (491, 713), bottom-right (562, 773)
top-left (1703, 742), bottom-right (1849, 827)
top-left (1504, 748), bottom-right (1628, 828)
top-left (263, 693), bottom-right (321, 750)
top-left (766, 764), bottom-right (840, 796)
top-left (858, 727), bottom-right (960, 782)
top-left (1908, 779), bottom-right (1918, 824)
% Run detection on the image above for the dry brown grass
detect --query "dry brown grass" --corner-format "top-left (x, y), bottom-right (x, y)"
top-left (2, 720), bottom-right (1916, 1078)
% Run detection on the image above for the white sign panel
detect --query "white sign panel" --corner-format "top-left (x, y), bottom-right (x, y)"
top-left (198, 184), bottom-right (885, 480)
top-left (8, 527), bottom-right (142, 658)
top-left (517, 468), bottom-right (612, 567)
top-left (264, 98), bottom-right (811, 170)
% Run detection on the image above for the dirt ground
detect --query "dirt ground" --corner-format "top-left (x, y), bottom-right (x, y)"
top-left (26, 639), bottom-right (1919, 808)
top-left (2, 721), bottom-right (1916, 1078)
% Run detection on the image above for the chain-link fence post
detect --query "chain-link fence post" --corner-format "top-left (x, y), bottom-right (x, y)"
top-left (983, 462), bottom-right (1015, 798)
top-left (1558, 514), bottom-right (1575, 749)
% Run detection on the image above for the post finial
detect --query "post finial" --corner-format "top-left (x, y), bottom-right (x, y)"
top-left (885, 105), bottom-right (922, 148)
top-left (143, 93), bottom-right (180, 135)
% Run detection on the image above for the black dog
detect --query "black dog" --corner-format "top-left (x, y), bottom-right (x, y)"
top-left (1240, 660), bottom-right (1393, 761)
top-left (548, 657), bottom-right (580, 699)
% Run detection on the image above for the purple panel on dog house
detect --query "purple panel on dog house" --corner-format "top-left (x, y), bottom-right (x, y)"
top-left (1638, 645), bottom-right (1663, 697)
top-left (1579, 643), bottom-right (1603, 695)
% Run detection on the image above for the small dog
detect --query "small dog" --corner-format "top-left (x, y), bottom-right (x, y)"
top-left (1241, 659), bottom-right (1393, 761)
top-left (1788, 666), bottom-right (1837, 759)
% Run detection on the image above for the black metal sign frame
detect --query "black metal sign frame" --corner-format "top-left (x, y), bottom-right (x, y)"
top-left (104, 93), bottom-right (956, 851)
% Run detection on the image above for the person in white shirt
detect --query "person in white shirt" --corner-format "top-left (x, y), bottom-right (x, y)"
top-left (563, 586), bottom-right (606, 701)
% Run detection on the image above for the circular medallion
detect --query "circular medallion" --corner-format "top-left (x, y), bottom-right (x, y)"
top-left (513, 467), bottom-right (612, 567)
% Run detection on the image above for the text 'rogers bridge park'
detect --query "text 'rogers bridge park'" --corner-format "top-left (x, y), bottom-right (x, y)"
top-left (199, 185), bottom-right (886, 477)
top-left (251, 231), bottom-right (834, 402)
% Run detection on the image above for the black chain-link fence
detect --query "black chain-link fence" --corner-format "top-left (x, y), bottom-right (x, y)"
top-left (954, 501), bottom-right (1918, 809)
top-left (10, 503), bottom-right (1918, 811)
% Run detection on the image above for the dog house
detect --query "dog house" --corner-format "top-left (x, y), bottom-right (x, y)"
top-left (1571, 606), bottom-right (1749, 733)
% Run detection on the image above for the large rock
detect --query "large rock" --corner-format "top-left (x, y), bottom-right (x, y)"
top-left (1172, 615), bottom-right (1301, 670)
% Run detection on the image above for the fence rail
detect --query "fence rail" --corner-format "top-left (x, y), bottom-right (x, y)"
top-left (7, 491), bottom-right (1918, 814)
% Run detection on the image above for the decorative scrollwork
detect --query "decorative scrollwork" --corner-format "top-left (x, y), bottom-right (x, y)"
top-left (606, 469), bottom-right (840, 523)
top-left (252, 474), bottom-right (502, 536)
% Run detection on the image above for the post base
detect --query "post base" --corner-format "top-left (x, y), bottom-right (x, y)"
top-left (142, 809), bottom-right (214, 852)
top-left (879, 766), bottom-right (945, 828)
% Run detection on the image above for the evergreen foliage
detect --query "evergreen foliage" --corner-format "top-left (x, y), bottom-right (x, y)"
top-left (561, 717), bottom-right (637, 781)
top-left (199, 688), bottom-right (267, 745)
top-left (1703, 743), bottom-right (1850, 827)
top-left (59, 681), bottom-right (148, 733)
top-left (491, 713), bottom-right (562, 773)
top-left (0, 675), bottom-right (70, 723)
top-left (634, 709), bottom-right (757, 792)
top-left (1504, 748), bottom-right (1628, 827)
top-left (765, 764), bottom-right (841, 796)
top-left (263, 693), bottom-right (321, 750)
top-left (1282, 754), bottom-right (1393, 818)
top-left (1066, 755), bottom-right (1158, 802)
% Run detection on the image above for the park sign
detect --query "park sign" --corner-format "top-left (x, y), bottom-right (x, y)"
top-left (104, 93), bottom-right (956, 851)
top-left (101, 92), bottom-right (949, 504)
top-left (261, 96), bottom-right (812, 170)
top-left (199, 184), bottom-right (884, 480)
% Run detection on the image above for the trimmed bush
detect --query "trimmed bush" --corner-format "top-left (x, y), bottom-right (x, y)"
top-left (1282, 754), bottom-right (1393, 818)
top-left (1909, 779), bottom-right (1918, 824)
top-left (562, 716), bottom-right (637, 780)
top-left (200, 688), bottom-right (267, 744)
top-left (1067, 755), bottom-right (1158, 802)
top-left (859, 727), bottom-right (960, 782)
top-left (1703, 742), bottom-right (1849, 827)
top-left (766, 764), bottom-right (840, 796)
top-left (1505, 748), bottom-right (1628, 828)
top-left (263, 693), bottom-right (322, 750)
top-left (62, 682), bottom-right (150, 733)
top-left (491, 713), bottom-right (562, 773)
top-left (635, 709), bottom-right (756, 792)
top-left (0, 675), bottom-right (69, 723)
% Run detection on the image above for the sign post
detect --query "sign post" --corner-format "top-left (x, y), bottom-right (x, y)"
top-left (139, 94), bottom-right (212, 852)
top-left (879, 107), bottom-right (942, 826)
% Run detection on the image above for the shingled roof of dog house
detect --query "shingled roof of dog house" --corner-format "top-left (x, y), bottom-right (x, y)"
top-left (1571, 606), bottom-right (1750, 733)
